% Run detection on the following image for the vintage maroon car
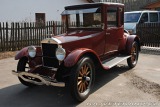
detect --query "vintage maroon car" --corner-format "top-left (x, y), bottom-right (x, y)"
top-left (12, 3), bottom-right (140, 101)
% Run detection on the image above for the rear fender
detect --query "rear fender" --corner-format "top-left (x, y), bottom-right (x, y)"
top-left (126, 35), bottom-right (140, 54)
top-left (64, 48), bottom-right (104, 69)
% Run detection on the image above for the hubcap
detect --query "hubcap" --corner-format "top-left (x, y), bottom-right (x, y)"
top-left (77, 64), bottom-right (92, 93)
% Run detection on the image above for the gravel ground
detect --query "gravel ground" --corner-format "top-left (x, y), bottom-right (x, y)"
top-left (124, 71), bottom-right (160, 101)
top-left (0, 53), bottom-right (160, 107)
top-left (141, 46), bottom-right (160, 55)
top-left (0, 51), bottom-right (16, 60)
top-left (0, 47), bottom-right (160, 107)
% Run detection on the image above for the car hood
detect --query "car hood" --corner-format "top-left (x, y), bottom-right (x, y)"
top-left (54, 30), bottom-right (102, 44)
top-left (124, 23), bottom-right (137, 30)
top-left (41, 30), bottom-right (104, 55)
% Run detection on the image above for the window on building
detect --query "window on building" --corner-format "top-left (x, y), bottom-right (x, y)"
top-left (107, 7), bottom-right (118, 27)
top-left (35, 13), bottom-right (45, 27)
top-left (150, 13), bottom-right (158, 22)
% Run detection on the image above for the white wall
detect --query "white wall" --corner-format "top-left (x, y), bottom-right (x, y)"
top-left (0, 0), bottom-right (88, 22)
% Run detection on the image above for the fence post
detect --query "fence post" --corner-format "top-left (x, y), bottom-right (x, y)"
top-left (17, 23), bottom-right (20, 50)
top-left (0, 22), bottom-right (3, 51)
top-left (53, 21), bottom-right (55, 36)
top-left (33, 22), bottom-right (36, 45)
top-left (5, 22), bottom-right (9, 51)
top-left (20, 23), bottom-right (23, 48)
top-left (14, 23), bottom-right (18, 51)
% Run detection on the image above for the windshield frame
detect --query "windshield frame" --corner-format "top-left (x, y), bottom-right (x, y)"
top-left (62, 7), bottom-right (103, 30)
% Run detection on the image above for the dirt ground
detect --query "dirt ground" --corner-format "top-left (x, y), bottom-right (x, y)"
top-left (0, 51), bottom-right (16, 60)
top-left (0, 53), bottom-right (160, 107)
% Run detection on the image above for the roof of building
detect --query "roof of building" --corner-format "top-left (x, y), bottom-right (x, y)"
top-left (144, 1), bottom-right (160, 9)
top-left (65, 2), bottom-right (124, 9)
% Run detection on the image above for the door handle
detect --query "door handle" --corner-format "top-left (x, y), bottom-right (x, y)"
top-left (106, 33), bottom-right (110, 35)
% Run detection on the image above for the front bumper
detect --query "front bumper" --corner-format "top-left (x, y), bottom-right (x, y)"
top-left (12, 70), bottom-right (65, 87)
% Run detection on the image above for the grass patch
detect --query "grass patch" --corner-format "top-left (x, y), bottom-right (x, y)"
top-left (0, 51), bottom-right (16, 60)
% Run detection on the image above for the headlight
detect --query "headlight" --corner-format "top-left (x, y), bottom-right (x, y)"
top-left (56, 47), bottom-right (66, 61)
top-left (28, 46), bottom-right (36, 58)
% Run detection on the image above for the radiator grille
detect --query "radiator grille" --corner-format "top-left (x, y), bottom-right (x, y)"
top-left (42, 43), bottom-right (59, 68)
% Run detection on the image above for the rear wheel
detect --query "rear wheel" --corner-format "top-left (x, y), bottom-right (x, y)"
top-left (127, 41), bottom-right (139, 68)
top-left (17, 57), bottom-right (36, 87)
top-left (69, 57), bottom-right (95, 102)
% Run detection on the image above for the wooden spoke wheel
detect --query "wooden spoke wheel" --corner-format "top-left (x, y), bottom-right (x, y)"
top-left (77, 64), bottom-right (92, 93)
top-left (69, 57), bottom-right (95, 102)
top-left (127, 41), bottom-right (139, 68)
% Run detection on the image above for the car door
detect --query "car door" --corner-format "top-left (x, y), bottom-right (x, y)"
top-left (105, 7), bottom-right (119, 55)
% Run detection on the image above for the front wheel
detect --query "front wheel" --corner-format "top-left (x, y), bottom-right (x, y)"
top-left (127, 41), bottom-right (139, 68)
top-left (17, 57), bottom-right (36, 87)
top-left (69, 57), bottom-right (95, 102)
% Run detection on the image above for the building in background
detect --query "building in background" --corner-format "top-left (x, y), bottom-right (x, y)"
top-left (1, 0), bottom-right (159, 22)
top-left (0, 0), bottom-right (92, 22)
top-left (143, 1), bottom-right (160, 10)
top-left (93, 0), bottom-right (160, 11)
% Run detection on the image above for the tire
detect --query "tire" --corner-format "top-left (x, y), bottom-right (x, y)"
top-left (17, 57), bottom-right (36, 87)
top-left (127, 41), bottom-right (139, 68)
top-left (69, 57), bottom-right (95, 102)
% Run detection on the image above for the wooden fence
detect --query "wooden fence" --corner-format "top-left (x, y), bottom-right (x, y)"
top-left (137, 23), bottom-right (160, 47)
top-left (0, 21), bottom-right (66, 52)
top-left (1, 21), bottom-right (160, 52)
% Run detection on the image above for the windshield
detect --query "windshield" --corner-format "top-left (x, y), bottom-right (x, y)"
top-left (62, 8), bottom-right (102, 28)
top-left (124, 13), bottom-right (141, 23)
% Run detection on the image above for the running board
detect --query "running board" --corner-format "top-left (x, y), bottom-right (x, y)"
top-left (102, 55), bottom-right (131, 69)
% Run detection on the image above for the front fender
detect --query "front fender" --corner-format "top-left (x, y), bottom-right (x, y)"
top-left (126, 35), bottom-right (140, 54)
top-left (64, 48), bottom-right (101, 68)
top-left (15, 46), bottom-right (42, 60)
top-left (15, 47), bottom-right (29, 60)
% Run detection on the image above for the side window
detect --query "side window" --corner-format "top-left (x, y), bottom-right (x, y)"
top-left (119, 7), bottom-right (124, 26)
top-left (107, 7), bottom-right (118, 27)
top-left (150, 13), bottom-right (158, 22)
top-left (140, 13), bottom-right (148, 23)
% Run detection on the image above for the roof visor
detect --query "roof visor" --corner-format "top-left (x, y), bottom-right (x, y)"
top-left (61, 8), bottom-right (100, 15)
